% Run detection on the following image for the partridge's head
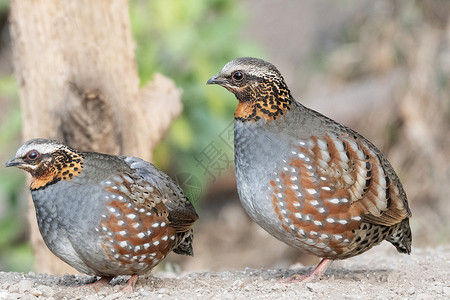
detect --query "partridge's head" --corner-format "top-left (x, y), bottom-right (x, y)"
top-left (5, 138), bottom-right (84, 190)
top-left (207, 57), bottom-right (293, 122)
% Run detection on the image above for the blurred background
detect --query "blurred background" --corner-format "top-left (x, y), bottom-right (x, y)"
top-left (0, 0), bottom-right (449, 272)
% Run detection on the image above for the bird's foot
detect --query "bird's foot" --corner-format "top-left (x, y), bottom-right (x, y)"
top-left (279, 258), bottom-right (334, 283)
top-left (120, 275), bottom-right (139, 293)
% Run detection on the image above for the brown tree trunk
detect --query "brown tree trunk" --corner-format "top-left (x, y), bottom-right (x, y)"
top-left (9, 0), bottom-right (182, 275)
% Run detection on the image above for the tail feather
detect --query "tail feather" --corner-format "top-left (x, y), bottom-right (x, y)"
top-left (387, 218), bottom-right (412, 254)
top-left (173, 229), bottom-right (195, 256)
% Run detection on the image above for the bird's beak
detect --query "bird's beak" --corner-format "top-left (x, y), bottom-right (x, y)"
top-left (5, 157), bottom-right (21, 168)
top-left (206, 74), bottom-right (225, 85)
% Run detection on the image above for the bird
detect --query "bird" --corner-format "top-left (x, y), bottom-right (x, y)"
top-left (5, 138), bottom-right (199, 290)
top-left (207, 57), bottom-right (412, 282)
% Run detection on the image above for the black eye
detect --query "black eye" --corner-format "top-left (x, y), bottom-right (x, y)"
top-left (232, 71), bottom-right (244, 82)
top-left (26, 150), bottom-right (40, 160)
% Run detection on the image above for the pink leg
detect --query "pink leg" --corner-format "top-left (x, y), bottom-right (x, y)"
top-left (121, 275), bottom-right (139, 293)
top-left (280, 259), bottom-right (334, 283)
top-left (79, 276), bottom-right (112, 292)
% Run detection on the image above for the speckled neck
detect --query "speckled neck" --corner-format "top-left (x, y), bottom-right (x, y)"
top-left (234, 76), bottom-right (293, 123)
top-left (30, 149), bottom-right (84, 191)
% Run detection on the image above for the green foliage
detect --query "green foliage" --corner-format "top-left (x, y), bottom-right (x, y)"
top-left (130, 0), bottom-right (262, 204)
top-left (0, 76), bottom-right (27, 272)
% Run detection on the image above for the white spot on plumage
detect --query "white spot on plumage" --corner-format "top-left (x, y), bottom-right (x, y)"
top-left (294, 212), bottom-right (303, 219)
top-left (290, 176), bottom-right (298, 181)
top-left (162, 235), bottom-right (168, 241)
top-left (119, 230), bottom-right (127, 236)
top-left (305, 239), bottom-right (315, 245)
top-left (326, 218), bottom-right (335, 223)
top-left (321, 186), bottom-right (331, 191)
top-left (126, 213), bottom-right (137, 220)
top-left (321, 150), bottom-right (331, 162)
top-left (137, 232), bottom-right (145, 239)
top-left (152, 223), bottom-right (160, 228)
top-left (313, 220), bottom-right (323, 226)
top-left (318, 207), bottom-right (325, 214)
top-left (338, 219), bottom-right (348, 225)
top-left (316, 243), bottom-right (327, 249)
top-left (298, 153), bottom-right (306, 159)
top-left (317, 139), bottom-right (327, 150)
top-left (310, 200), bottom-right (319, 206)
top-left (328, 198), bottom-right (340, 204)
top-left (306, 188), bottom-right (317, 195)
top-left (318, 159), bottom-right (328, 169)
top-left (291, 184), bottom-right (299, 190)
top-left (170, 236), bottom-right (175, 240)
top-left (119, 241), bottom-right (129, 248)
top-left (320, 234), bottom-right (330, 240)
top-left (352, 216), bottom-right (362, 221)
top-left (153, 241), bottom-right (160, 246)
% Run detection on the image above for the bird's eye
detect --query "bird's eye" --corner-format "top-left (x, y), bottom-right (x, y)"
top-left (26, 150), bottom-right (40, 160)
top-left (232, 71), bottom-right (245, 82)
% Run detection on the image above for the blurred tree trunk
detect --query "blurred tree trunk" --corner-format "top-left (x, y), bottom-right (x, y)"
top-left (9, 0), bottom-right (182, 275)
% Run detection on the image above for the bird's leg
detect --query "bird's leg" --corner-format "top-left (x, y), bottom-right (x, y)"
top-left (81, 276), bottom-right (113, 292)
top-left (280, 258), bottom-right (334, 283)
top-left (121, 275), bottom-right (139, 293)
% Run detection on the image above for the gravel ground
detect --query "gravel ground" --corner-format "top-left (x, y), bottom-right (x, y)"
top-left (0, 244), bottom-right (448, 300)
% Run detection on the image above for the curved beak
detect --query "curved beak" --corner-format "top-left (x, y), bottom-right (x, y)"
top-left (5, 157), bottom-right (21, 168)
top-left (206, 74), bottom-right (225, 85)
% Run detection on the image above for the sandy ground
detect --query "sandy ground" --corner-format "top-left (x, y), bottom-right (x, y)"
top-left (0, 244), bottom-right (448, 300)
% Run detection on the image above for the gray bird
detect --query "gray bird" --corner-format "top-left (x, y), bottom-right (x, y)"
top-left (207, 57), bottom-right (411, 282)
top-left (6, 138), bottom-right (198, 290)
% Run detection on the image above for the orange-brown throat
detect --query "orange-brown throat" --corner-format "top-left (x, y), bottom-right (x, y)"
top-left (233, 78), bottom-right (292, 122)
top-left (30, 150), bottom-right (84, 190)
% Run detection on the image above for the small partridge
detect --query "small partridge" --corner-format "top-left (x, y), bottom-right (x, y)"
top-left (207, 57), bottom-right (412, 282)
top-left (5, 139), bottom-right (199, 290)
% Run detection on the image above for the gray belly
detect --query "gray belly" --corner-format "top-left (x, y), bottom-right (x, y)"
top-left (234, 121), bottom-right (302, 249)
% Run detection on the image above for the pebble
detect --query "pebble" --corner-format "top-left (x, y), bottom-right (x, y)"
top-left (18, 279), bottom-right (33, 293)
top-left (8, 284), bottom-right (19, 293)
top-left (415, 293), bottom-right (434, 300)
top-left (407, 287), bottom-right (415, 295)
top-left (443, 286), bottom-right (450, 296)
top-left (139, 288), bottom-right (150, 296)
